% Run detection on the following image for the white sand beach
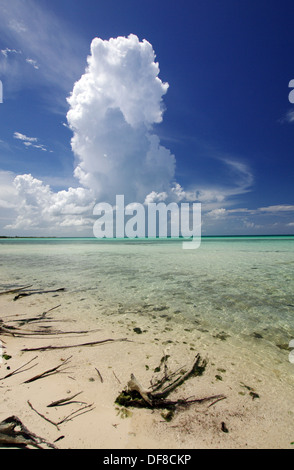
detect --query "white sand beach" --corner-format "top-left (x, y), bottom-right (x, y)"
top-left (1, 289), bottom-right (294, 449)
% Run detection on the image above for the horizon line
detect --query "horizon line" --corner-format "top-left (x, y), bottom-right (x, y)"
top-left (0, 234), bottom-right (293, 239)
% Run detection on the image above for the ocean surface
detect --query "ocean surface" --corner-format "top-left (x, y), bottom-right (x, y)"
top-left (1, 236), bottom-right (294, 380)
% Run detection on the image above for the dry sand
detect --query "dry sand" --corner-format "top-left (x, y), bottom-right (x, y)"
top-left (1, 289), bottom-right (294, 449)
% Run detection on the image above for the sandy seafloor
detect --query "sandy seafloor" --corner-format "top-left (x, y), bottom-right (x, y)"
top-left (0, 237), bottom-right (294, 449)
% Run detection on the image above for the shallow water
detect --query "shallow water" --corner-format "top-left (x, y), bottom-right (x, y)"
top-left (1, 236), bottom-right (294, 375)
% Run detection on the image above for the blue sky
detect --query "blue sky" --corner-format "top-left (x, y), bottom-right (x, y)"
top-left (0, 0), bottom-right (294, 236)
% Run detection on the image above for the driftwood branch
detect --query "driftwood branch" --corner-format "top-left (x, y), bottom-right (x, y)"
top-left (115, 354), bottom-right (226, 419)
top-left (0, 415), bottom-right (57, 449)
top-left (152, 354), bottom-right (207, 400)
top-left (127, 374), bottom-right (152, 405)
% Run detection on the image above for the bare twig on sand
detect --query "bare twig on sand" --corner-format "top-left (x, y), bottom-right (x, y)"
top-left (95, 368), bottom-right (103, 383)
top-left (23, 356), bottom-right (72, 383)
top-left (21, 337), bottom-right (130, 352)
top-left (0, 356), bottom-right (38, 380)
top-left (0, 323), bottom-right (94, 338)
top-left (8, 304), bottom-right (61, 326)
top-left (13, 287), bottom-right (65, 301)
top-left (0, 285), bottom-right (33, 296)
top-left (112, 370), bottom-right (121, 384)
top-left (207, 396), bottom-right (227, 408)
top-left (28, 396), bottom-right (94, 430)
top-left (57, 403), bottom-right (95, 425)
top-left (47, 391), bottom-right (84, 407)
top-left (2, 326), bottom-right (99, 338)
top-left (0, 303), bottom-right (99, 338)
top-left (27, 401), bottom-right (60, 430)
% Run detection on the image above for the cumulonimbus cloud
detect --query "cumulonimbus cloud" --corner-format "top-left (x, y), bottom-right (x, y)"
top-left (2, 34), bottom-right (257, 234)
top-left (66, 34), bottom-right (176, 205)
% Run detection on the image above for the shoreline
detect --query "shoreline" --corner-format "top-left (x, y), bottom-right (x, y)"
top-left (1, 290), bottom-right (294, 449)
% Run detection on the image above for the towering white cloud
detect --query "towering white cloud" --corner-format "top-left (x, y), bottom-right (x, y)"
top-left (1, 34), bottom-right (259, 235)
top-left (67, 34), bottom-right (176, 204)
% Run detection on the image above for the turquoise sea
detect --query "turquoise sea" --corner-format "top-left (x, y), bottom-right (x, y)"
top-left (0, 235), bottom-right (294, 380)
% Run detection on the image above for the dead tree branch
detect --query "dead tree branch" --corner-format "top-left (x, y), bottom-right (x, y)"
top-left (0, 415), bottom-right (57, 449)
top-left (115, 354), bottom-right (226, 419)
